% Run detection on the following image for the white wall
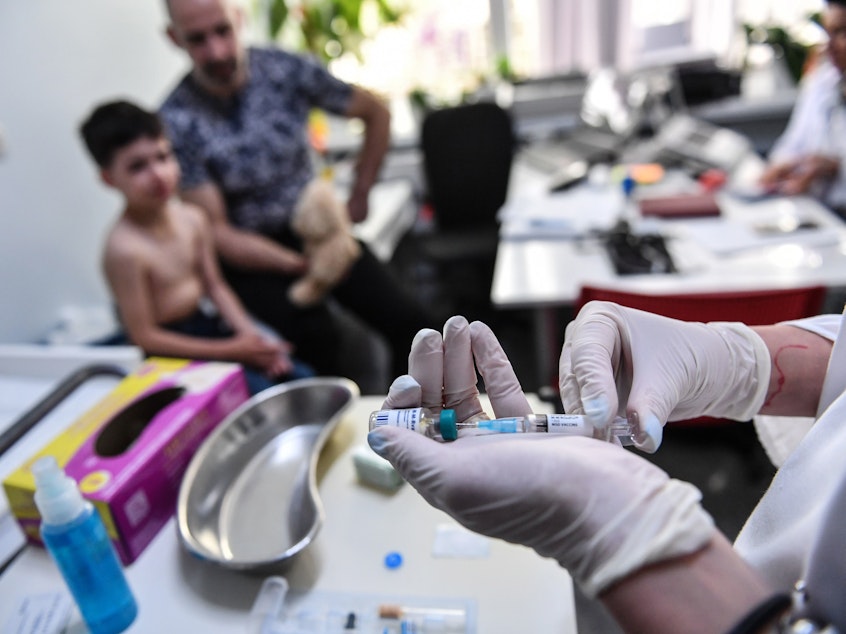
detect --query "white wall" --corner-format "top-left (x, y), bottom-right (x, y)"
top-left (0, 1), bottom-right (186, 343)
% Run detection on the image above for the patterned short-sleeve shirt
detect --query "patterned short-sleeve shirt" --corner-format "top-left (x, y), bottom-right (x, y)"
top-left (160, 47), bottom-right (352, 235)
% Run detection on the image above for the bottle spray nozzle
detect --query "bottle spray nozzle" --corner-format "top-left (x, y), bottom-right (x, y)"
top-left (32, 456), bottom-right (86, 526)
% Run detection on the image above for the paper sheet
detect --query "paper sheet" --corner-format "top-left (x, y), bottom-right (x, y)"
top-left (498, 187), bottom-right (622, 240)
top-left (679, 217), bottom-right (841, 255)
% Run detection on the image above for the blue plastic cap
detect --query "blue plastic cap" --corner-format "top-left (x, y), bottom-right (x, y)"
top-left (384, 551), bottom-right (403, 569)
top-left (439, 409), bottom-right (457, 441)
top-left (622, 174), bottom-right (636, 197)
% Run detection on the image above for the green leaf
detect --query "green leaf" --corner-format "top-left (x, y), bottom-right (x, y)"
top-left (374, 0), bottom-right (402, 23)
top-left (337, 0), bottom-right (363, 29)
top-left (268, 0), bottom-right (288, 39)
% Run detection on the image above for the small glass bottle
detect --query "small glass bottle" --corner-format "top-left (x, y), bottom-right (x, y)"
top-left (369, 407), bottom-right (634, 445)
top-left (369, 407), bottom-right (459, 440)
top-left (32, 456), bottom-right (138, 634)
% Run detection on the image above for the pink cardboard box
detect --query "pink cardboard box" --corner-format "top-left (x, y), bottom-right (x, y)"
top-left (3, 357), bottom-right (250, 565)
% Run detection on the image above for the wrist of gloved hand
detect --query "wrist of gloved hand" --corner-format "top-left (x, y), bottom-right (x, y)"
top-left (702, 322), bottom-right (770, 421)
top-left (579, 478), bottom-right (714, 596)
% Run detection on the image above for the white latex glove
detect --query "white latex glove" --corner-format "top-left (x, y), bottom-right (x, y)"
top-left (381, 315), bottom-right (532, 422)
top-left (368, 428), bottom-right (714, 597)
top-left (559, 301), bottom-right (771, 453)
top-left (371, 314), bottom-right (715, 596)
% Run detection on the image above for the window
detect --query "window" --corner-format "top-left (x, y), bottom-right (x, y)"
top-left (251, 0), bottom-right (826, 97)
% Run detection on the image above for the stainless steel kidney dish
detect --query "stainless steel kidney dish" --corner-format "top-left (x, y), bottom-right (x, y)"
top-left (176, 377), bottom-right (359, 572)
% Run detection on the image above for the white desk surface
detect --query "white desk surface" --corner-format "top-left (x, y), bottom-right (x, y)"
top-left (493, 161), bottom-right (846, 308)
top-left (0, 392), bottom-right (576, 634)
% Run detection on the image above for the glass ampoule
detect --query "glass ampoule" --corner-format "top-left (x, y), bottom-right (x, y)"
top-left (369, 407), bottom-right (634, 445)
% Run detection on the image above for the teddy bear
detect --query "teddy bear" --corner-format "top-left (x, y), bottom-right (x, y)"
top-left (288, 178), bottom-right (362, 307)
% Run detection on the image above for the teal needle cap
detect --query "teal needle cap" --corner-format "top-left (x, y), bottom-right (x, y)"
top-left (439, 409), bottom-right (457, 441)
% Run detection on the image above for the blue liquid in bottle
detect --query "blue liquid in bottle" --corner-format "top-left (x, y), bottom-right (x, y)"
top-left (33, 457), bottom-right (138, 634)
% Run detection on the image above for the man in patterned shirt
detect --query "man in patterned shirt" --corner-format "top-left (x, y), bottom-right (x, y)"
top-left (160, 0), bottom-right (433, 380)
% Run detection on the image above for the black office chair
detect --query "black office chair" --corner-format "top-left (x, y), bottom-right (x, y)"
top-left (409, 101), bottom-right (515, 321)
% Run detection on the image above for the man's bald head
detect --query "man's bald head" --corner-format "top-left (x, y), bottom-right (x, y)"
top-left (165, 0), bottom-right (248, 97)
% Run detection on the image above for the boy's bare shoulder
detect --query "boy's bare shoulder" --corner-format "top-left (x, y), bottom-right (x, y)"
top-left (176, 199), bottom-right (211, 228)
top-left (103, 216), bottom-right (147, 265)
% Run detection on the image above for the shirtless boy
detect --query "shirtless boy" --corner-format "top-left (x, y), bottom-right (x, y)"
top-left (80, 100), bottom-right (310, 393)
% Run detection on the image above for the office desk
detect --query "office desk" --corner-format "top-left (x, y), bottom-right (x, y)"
top-left (690, 90), bottom-right (796, 156)
top-left (493, 161), bottom-right (846, 383)
top-left (0, 388), bottom-right (576, 634)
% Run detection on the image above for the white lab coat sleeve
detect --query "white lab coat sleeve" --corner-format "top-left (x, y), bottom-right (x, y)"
top-left (766, 63), bottom-right (846, 209)
top-left (736, 314), bottom-right (846, 620)
top-left (799, 466), bottom-right (846, 629)
top-left (769, 63), bottom-right (840, 163)
top-left (777, 313), bottom-right (842, 341)
top-left (769, 74), bottom-right (821, 162)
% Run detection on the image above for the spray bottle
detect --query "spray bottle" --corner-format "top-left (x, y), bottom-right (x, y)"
top-left (32, 456), bottom-right (138, 634)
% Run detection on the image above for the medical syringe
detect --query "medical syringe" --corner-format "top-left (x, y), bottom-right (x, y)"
top-left (369, 407), bottom-right (634, 445)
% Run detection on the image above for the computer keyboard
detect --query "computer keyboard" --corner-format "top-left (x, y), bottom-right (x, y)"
top-left (603, 223), bottom-right (677, 275)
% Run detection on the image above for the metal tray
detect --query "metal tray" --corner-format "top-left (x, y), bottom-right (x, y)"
top-left (176, 377), bottom-right (359, 572)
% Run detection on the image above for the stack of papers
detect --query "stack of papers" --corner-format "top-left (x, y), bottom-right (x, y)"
top-left (679, 217), bottom-right (841, 255)
top-left (499, 187), bottom-right (622, 240)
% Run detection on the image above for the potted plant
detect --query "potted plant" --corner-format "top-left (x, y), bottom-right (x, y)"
top-left (263, 0), bottom-right (406, 62)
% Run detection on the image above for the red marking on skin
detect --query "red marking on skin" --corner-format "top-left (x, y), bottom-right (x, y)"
top-left (763, 344), bottom-right (808, 408)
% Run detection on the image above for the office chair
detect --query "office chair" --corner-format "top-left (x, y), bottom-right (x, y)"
top-left (411, 101), bottom-right (516, 321)
top-left (574, 284), bottom-right (827, 427)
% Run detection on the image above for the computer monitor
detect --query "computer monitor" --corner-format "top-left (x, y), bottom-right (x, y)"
top-left (580, 65), bottom-right (686, 138)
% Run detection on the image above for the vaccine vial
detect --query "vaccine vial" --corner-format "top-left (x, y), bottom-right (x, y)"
top-left (369, 408), bottom-right (634, 445)
top-left (32, 456), bottom-right (138, 634)
top-left (369, 407), bottom-right (459, 440)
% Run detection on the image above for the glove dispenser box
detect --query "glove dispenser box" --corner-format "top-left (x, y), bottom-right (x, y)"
top-left (3, 357), bottom-right (250, 565)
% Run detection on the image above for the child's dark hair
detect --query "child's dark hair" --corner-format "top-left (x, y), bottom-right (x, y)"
top-left (79, 100), bottom-right (164, 168)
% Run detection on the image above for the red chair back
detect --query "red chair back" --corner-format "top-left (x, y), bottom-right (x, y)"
top-left (576, 285), bottom-right (826, 325)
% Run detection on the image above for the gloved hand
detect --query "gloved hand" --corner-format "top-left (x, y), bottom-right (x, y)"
top-left (370, 421), bottom-right (714, 596)
top-left (370, 315), bottom-right (715, 597)
top-left (381, 315), bottom-right (531, 423)
top-left (559, 301), bottom-right (771, 453)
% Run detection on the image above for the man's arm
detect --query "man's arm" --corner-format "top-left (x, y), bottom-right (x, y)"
top-left (343, 86), bottom-right (391, 223)
top-left (180, 182), bottom-right (306, 275)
